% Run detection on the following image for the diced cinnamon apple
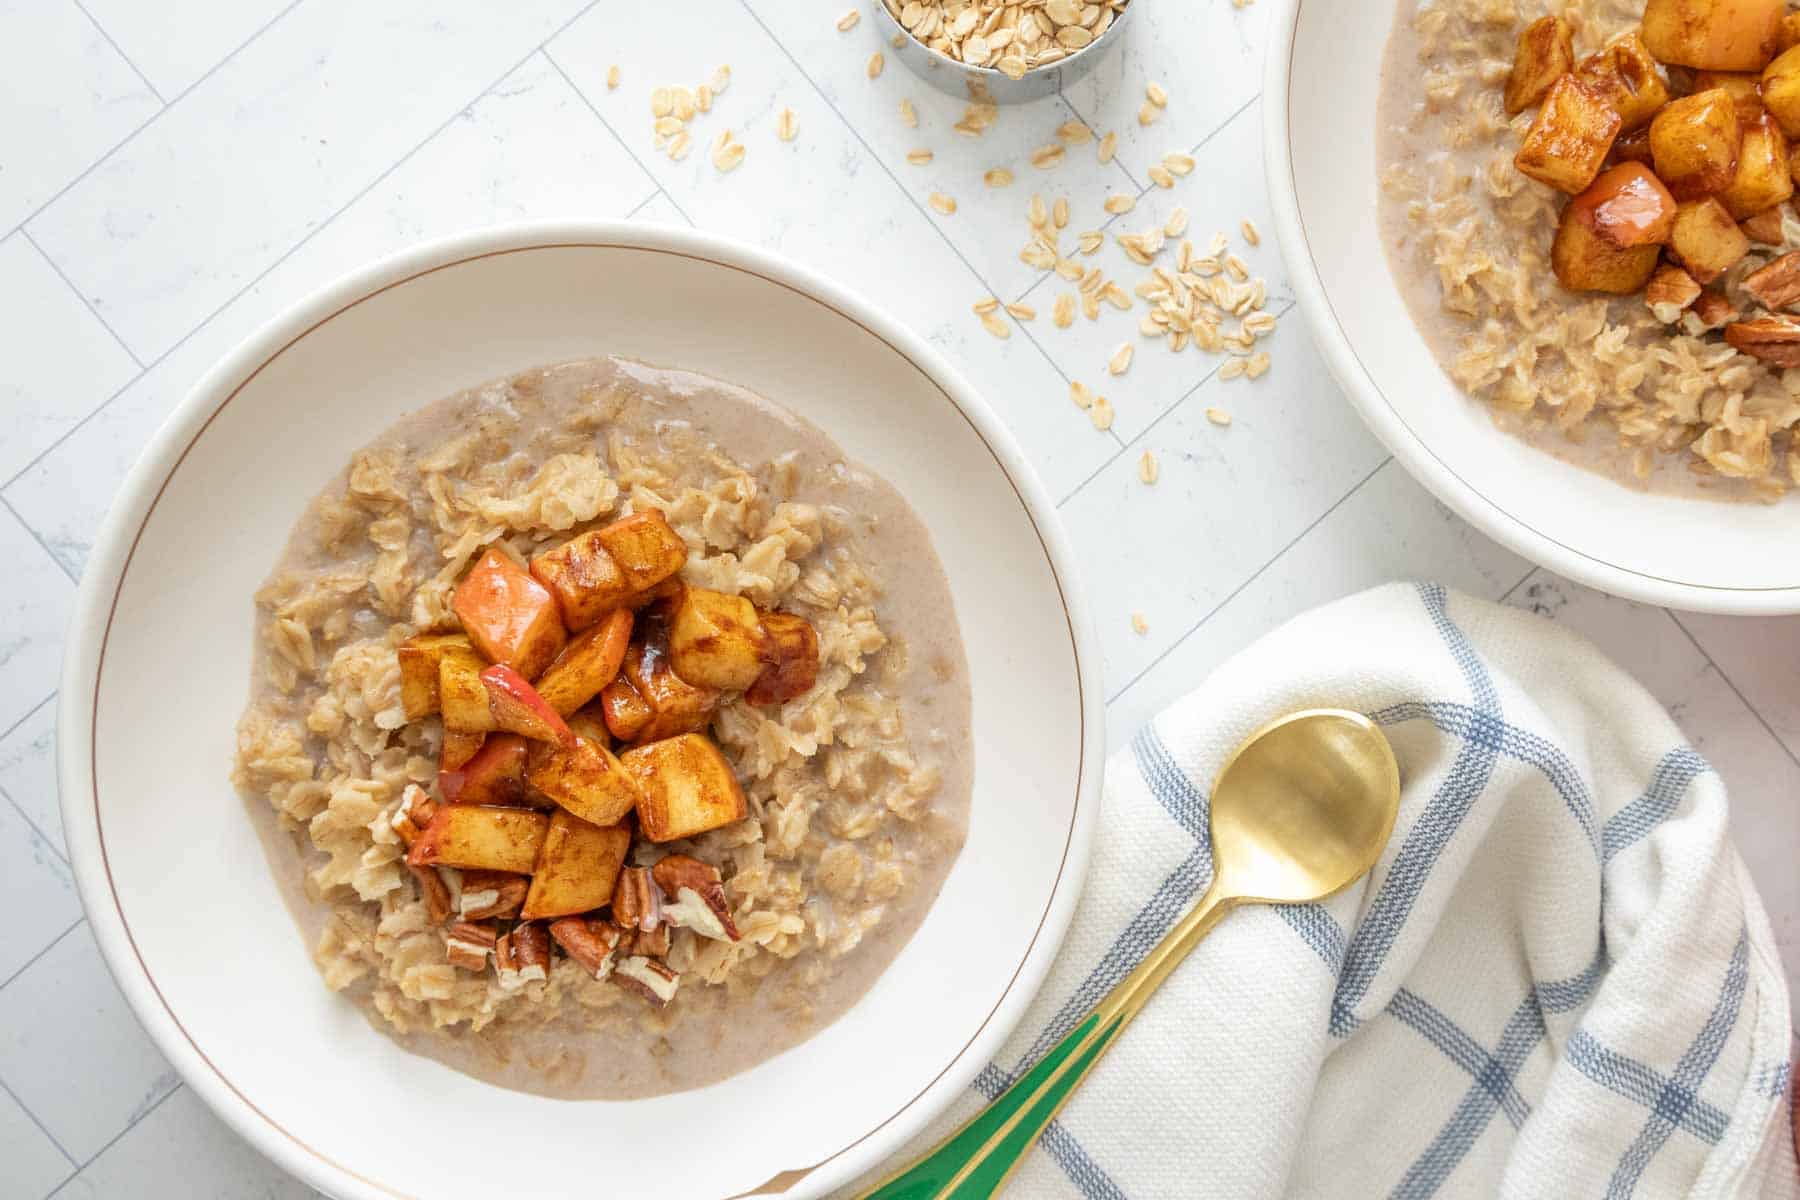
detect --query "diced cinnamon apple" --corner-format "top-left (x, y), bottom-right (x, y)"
top-left (746, 611), bottom-right (821, 706)
top-left (595, 510), bottom-right (688, 594)
top-left (619, 609), bottom-right (720, 741)
top-left (1741, 203), bottom-right (1789, 242)
top-left (622, 733), bottom-right (749, 843)
top-left (452, 549), bottom-right (566, 679)
top-left (438, 733), bottom-right (530, 807)
top-left (669, 586), bottom-right (771, 691)
top-left (1552, 207), bottom-right (1662, 292)
top-left (1516, 75), bottom-right (1623, 194)
top-left (1609, 126), bottom-right (1655, 166)
top-left (1723, 110), bottom-right (1794, 217)
top-left (1765, 47), bottom-right (1800, 134)
top-left (1651, 89), bottom-right (1745, 199)
top-left (479, 664), bottom-right (575, 746)
top-left (440, 730), bottom-right (485, 774)
top-left (526, 736), bottom-right (643, 827)
top-left (1569, 163), bottom-right (1678, 247)
top-left (405, 804), bottom-right (550, 874)
top-left (520, 811), bottom-right (632, 921)
top-left (1693, 69), bottom-right (1766, 119)
top-left (1670, 196), bottom-right (1753, 280)
top-left (567, 703), bottom-right (612, 749)
top-left (600, 679), bottom-right (655, 742)
top-left (1781, 12), bottom-right (1800, 54)
top-left (1506, 16), bottom-right (1575, 115)
top-left (396, 632), bottom-right (471, 720)
top-left (1575, 35), bottom-right (1672, 132)
top-left (438, 645), bottom-right (499, 734)
top-left (1642, 0), bottom-right (1784, 71)
top-left (534, 609), bottom-right (634, 716)
top-left (530, 529), bottom-right (634, 631)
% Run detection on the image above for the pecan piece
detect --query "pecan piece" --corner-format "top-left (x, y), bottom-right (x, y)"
top-left (1645, 265), bottom-right (1701, 322)
top-left (1742, 251), bottom-right (1800, 310)
top-left (410, 864), bottom-right (454, 925)
top-left (613, 955), bottom-right (680, 1007)
top-left (652, 854), bottom-right (740, 942)
top-left (1690, 290), bottom-right (1739, 331)
top-left (1725, 317), bottom-right (1800, 366)
top-left (612, 866), bottom-right (662, 932)
top-left (625, 924), bottom-right (672, 960)
top-left (458, 869), bottom-right (528, 921)
top-left (444, 920), bottom-right (497, 972)
top-left (549, 916), bottom-right (624, 980)
top-left (1742, 206), bottom-right (1788, 246)
top-left (495, 922), bottom-right (552, 991)
top-left (388, 784), bottom-right (436, 846)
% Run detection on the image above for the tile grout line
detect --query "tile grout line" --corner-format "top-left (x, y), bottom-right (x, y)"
top-left (1496, 564), bottom-right (1540, 604)
top-left (0, 0), bottom-right (610, 501)
top-left (1666, 611), bottom-right (1800, 774)
top-left (18, 229), bottom-right (145, 369)
top-left (540, 50), bottom-right (696, 228)
top-left (622, 188), bottom-right (666, 221)
top-left (71, 0), bottom-right (166, 104)
top-left (3, 0), bottom-right (309, 246)
top-left (0, 779), bottom-right (69, 870)
top-left (43, 1083), bottom-right (184, 1195)
top-left (0, 1073), bottom-right (79, 1174)
top-left (1103, 455), bottom-right (1395, 705)
top-left (2, 494), bottom-right (80, 588)
top-left (0, 918), bottom-right (83, 994)
top-left (1055, 296), bottom-right (1299, 508)
top-left (0, 691), bottom-right (56, 747)
top-left (733, 0), bottom-right (1097, 398)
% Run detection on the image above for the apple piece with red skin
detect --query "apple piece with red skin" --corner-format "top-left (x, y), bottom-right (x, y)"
top-left (534, 608), bottom-right (634, 716)
top-left (440, 730), bottom-right (486, 774)
top-left (405, 804), bottom-right (550, 874)
top-left (452, 548), bottom-right (566, 679)
top-left (480, 664), bottom-right (577, 747)
top-left (599, 679), bottom-right (654, 742)
top-left (438, 733), bottom-right (531, 807)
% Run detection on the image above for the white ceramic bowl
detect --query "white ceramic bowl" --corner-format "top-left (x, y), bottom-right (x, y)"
top-left (1266, 0), bottom-right (1800, 614)
top-left (58, 224), bottom-right (1103, 1199)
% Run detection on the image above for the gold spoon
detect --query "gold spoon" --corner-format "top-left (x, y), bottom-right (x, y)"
top-left (860, 709), bottom-right (1401, 1200)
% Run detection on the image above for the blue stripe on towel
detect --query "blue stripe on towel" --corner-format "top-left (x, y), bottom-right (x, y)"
top-left (1601, 747), bottom-right (1712, 862)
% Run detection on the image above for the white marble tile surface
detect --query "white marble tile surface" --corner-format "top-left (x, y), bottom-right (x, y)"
top-left (0, 1), bottom-right (1794, 1194)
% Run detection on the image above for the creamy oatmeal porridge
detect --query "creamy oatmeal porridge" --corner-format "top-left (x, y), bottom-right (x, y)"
top-left (231, 356), bottom-right (972, 1098)
top-left (1378, 0), bottom-right (1800, 500)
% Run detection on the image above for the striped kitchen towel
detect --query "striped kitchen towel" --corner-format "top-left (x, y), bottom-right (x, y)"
top-left (862, 582), bottom-right (1797, 1199)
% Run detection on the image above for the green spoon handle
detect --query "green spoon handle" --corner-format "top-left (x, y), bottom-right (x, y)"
top-left (859, 883), bottom-right (1234, 1200)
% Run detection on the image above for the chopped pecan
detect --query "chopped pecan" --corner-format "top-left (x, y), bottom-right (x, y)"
top-left (495, 922), bottom-right (552, 991)
top-left (459, 870), bottom-right (528, 921)
top-left (1645, 265), bottom-right (1702, 322)
top-left (410, 864), bottom-right (454, 925)
top-left (652, 855), bottom-right (740, 942)
top-left (1690, 290), bottom-right (1739, 331)
top-left (1725, 317), bottom-right (1800, 366)
top-left (613, 955), bottom-right (680, 1007)
top-left (389, 784), bottom-right (436, 845)
top-left (625, 924), bottom-right (672, 960)
top-left (444, 920), bottom-right (497, 972)
top-left (1742, 251), bottom-right (1800, 310)
top-left (549, 916), bottom-right (624, 980)
top-left (612, 866), bottom-right (662, 932)
top-left (1742, 206), bottom-right (1788, 246)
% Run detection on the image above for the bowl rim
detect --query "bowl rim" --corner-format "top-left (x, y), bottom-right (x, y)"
top-left (56, 221), bottom-right (1105, 1199)
top-left (1262, 0), bottom-right (1800, 616)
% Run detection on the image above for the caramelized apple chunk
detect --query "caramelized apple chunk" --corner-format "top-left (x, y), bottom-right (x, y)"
top-left (668, 586), bottom-right (771, 691)
top-left (1670, 197), bottom-right (1753, 280)
top-left (535, 608), bottom-right (633, 716)
top-left (452, 549), bottom-right (566, 680)
top-left (1575, 35), bottom-right (1672, 132)
top-left (1722, 110), bottom-right (1794, 217)
top-left (622, 733), bottom-right (749, 843)
top-left (1641, 0), bottom-right (1784, 72)
top-left (1516, 75), bottom-right (1623, 194)
top-left (746, 611), bottom-right (821, 706)
top-left (1570, 163), bottom-right (1678, 247)
top-left (396, 632), bottom-right (471, 720)
top-left (1650, 89), bottom-right (1745, 199)
top-left (520, 811), bottom-right (632, 921)
top-left (405, 804), bottom-right (550, 874)
top-left (526, 736), bottom-right (643, 827)
top-left (1505, 16), bottom-right (1575, 115)
top-left (438, 733), bottom-right (531, 807)
top-left (1552, 202), bottom-right (1662, 293)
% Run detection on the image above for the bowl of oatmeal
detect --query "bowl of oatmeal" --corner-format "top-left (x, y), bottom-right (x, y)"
top-left (1269, 0), bottom-right (1800, 612)
top-left (58, 223), bottom-right (1102, 1199)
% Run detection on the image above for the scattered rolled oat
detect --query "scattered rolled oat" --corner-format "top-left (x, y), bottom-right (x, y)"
top-left (899, 98), bottom-right (918, 127)
top-left (1054, 293), bottom-right (1076, 327)
top-left (607, 64), bottom-right (621, 89)
top-left (954, 101), bottom-right (998, 137)
top-left (1070, 380), bottom-right (1093, 408)
top-left (980, 310), bottom-right (1010, 338)
top-left (1131, 612), bottom-right (1149, 635)
top-left (1108, 342), bottom-right (1134, 375)
top-left (1104, 193), bottom-right (1135, 215)
top-left (868, 51), bottom-right (885, 78)
top-left (1246, 352), bottom-right (1271, 379)
top-left (1164, 207), bottom-right (1189, 238)
top-left (1031, 143), bottom-right (1066, 169)
top-left (776, 107), bottom-right (798, 141)
top-left (652, 87), bottom-right (673, 117)
top-left (1006, 302), bottom-right (1036, 320)
top-left (697, 84), bottom-right (714, 112)
top-left (1224, 254), bottom-right (1250, 282)
top-left (1205, 407), bottom-right (1232, 425)
top-left (1163, 153), bottom-right (1195, 176)
top-left (985, 167), bottom-right (1014, 187)
top-left (973, 297), bottom-right (1001, 314)
top-left (1053, 197), bottom-right (1069, 228)
top-left (712, 129), bottom-right (746, 172)
top-left (1137, 450), bottom-right (1158, 484)
top-left (1028, 193), bottom-right (1048, 228)
top-left (907, 147), bottom-right (934, 165)
top-left (1243, 311), bottom-right (1276, 336)
top-left (1219, 358), bottom-right (1248, 381)
top-left (837, 8), bottom-right (861, 31)
top-left (712, 65), bottom-right (731, 93)
top-left (1148, 165), bottom-right (1174, 189)
top-left (929, 191), bottom-right (957, 215)
top-left (1077, 229), bottom-right (1104, 254)
top-left (1090, 395), bottom-right (1115, 429)
top-left (1241, 219), bottom-right (1261, 246)
top-left (669, 130), bottom-right (692, 160)
top-left (1057, 120), bottom-right (1093, 145)
top-left (1138, 101), bottom-right (1159, 126)
top-left (1146, 81), bottom-right (1168, 108)
top-left (1097, 130), bottom-right (1117, 163)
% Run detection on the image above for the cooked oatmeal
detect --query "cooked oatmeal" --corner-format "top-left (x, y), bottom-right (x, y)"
top-left (231, 357), bottom-right (972, 1098)
top-left (1379, 0), bottom-right (1800, 500)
